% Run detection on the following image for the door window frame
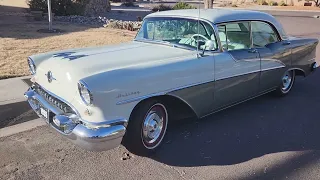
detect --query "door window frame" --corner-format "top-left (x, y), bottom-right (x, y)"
top-left (251, 20), bottom-right (281, 47)
top-left (214, 20), bottom-right (282, 52)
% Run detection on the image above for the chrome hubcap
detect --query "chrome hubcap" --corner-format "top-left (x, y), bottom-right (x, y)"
top-left (281, 71), bottom-right (293, 92)
top-left (142, 104), bottom-right (167, 149)
top-left (143, 113), bottom-right (163, 143)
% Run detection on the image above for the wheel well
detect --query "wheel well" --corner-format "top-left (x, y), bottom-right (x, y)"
top-left (129, 95), bottom-right (197, 122)
top-left (293, 69), bottom-right (305, 77)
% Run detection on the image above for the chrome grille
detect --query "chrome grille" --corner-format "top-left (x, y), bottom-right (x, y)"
top-left (33, 84), bottom-right (74, 114)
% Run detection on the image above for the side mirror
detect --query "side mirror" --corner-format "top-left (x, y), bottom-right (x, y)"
top-left (199, 40), bottom-right (216, 57)
top-left (197, 41), bottom-right (205, 49)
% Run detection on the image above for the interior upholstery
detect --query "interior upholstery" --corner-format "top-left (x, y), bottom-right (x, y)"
top-left (218, 31), bottom-right (249, 50)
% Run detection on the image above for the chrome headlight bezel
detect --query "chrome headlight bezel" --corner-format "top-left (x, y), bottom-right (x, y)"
top-left (27, 57), bottom-right (36, 75)
top-left (78, 81), bottom-right (93, 106)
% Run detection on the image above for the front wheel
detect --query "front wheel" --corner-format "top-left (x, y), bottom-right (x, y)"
top-left (273, 70), bottom-right (295, 96)
top-left (123, 99), bottom-right (168, 156)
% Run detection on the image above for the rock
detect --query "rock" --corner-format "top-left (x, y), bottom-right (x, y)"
top-left (53, 15), bottom-right (142, 31)
top-left (121, 152), bottom-right (133, 160)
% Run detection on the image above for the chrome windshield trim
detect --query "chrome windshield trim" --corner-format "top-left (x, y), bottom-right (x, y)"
top-left (135, 16), bottom-right (221, 53)
top-left (212, 24), bottom-right (223, 52)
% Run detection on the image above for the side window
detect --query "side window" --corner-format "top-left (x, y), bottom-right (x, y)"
top-left (218, 22), bottom-right (251, 50)
top-left (251, 21), bottom-right (279, 47)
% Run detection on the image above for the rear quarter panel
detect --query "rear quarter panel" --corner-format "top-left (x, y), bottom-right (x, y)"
top-left (290, 37), bottom-right (318, 75)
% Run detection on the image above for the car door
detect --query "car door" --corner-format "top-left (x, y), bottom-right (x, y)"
top-left (251, 21), bottom-right (290, 92)
top-left (166, 20), bottom-right (219, 118)
top-left (212, 22), bottom-right (260, 111)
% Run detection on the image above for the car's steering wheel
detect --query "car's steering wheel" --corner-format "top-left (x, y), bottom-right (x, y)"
top-left (191, 34), bottom-right (209, 42)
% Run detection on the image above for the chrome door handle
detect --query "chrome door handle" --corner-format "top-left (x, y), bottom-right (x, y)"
top-left (248, 49), bottom-right (257, 53)
top-left (283, 41), bottom-right (291, 45)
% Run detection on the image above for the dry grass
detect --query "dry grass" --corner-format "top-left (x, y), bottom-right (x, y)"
top-left (0, 22), bottom-right (134, 79)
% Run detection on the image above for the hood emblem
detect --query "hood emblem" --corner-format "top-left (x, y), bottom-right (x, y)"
top-left (45, 71), bottom-right (56, 83)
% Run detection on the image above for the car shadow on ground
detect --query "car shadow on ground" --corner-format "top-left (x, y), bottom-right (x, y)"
top-left (150, 70), bottom-right (320, 168)
top-left (0, 101), bottom-right (38, 129)
top-left (0, 78), bottom-right (37, 128)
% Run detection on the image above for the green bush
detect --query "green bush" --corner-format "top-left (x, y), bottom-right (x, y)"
top-left (27, 0), bottom-right (47, 11)
top-left (279, 0), bottom-right (287, 6)
top-left (152, 4), bottom-right (173, 12)
top-left (27, 0), bottom-right (88, 15)
top-left (172, 2), bottom-right (196, 10)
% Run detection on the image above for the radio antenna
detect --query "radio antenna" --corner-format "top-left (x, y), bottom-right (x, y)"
top-left (196, 0), bottom-right (201, 58)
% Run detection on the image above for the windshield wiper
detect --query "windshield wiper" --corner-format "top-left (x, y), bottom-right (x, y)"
top-left (135, 38), bottom-right (170, 45)
top-left (135, 38), bottom-right (193, 51)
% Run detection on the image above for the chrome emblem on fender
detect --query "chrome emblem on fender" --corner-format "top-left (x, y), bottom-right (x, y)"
top-left (45, 71), bottom-right (55, 83)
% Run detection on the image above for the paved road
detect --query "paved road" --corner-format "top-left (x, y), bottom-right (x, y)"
top-left (0, 11), bottom-right (320, 180)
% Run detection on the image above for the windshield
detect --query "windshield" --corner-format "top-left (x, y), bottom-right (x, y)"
top-left (135, 17), bottom-right (218, 50)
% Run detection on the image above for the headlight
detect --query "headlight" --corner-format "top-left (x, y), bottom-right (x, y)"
top-left (78, 81), bottom-right (93, 105)
top-left (28, 57), bottom-right (36, 75)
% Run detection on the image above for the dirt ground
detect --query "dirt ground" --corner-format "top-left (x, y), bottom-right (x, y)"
top-left (0, 0), bottom-right (134, 79)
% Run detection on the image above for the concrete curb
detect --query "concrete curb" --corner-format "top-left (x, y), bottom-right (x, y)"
top-left (0, 118), bottom-right (45, 138)
top-left (0, 75), bottom-right (31, 105)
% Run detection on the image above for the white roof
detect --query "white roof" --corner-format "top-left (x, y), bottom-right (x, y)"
top-left (146, 9), bottom-right (287, 39)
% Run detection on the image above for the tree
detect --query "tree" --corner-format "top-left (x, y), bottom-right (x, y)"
top-left (204, 0), bottom-right (213, 9)
top-left (314, 0), bottom-right (320, 7)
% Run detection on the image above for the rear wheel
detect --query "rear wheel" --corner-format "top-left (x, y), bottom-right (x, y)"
top-left (274, 70), bottom-right (295, 96)
top-left (123, 99), bottom-right (168, 156)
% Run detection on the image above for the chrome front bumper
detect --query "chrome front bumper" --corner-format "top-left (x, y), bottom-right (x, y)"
top-left (24, 87), bottom-right (127, 151)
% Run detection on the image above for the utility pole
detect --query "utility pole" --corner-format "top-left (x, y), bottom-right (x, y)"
top-left (47, 0), bottom-right (52, 31)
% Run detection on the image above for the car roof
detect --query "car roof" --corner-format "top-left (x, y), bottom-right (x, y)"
top-left (147, 9), bottom-right (273, 24)
top-left (146, 9), bottom-right (288, 39)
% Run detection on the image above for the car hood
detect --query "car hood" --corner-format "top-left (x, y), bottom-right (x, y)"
top-left (31, 41), bottom-right (193, 101)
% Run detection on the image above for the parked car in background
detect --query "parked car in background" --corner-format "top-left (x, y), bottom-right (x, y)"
top-left (25, 9), bottom-right (318, 156)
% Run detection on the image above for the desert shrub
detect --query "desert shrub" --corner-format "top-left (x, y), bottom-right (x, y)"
top-left (27, 0), bottom-right (89, 15)
top-left (152, 4), bottom-right (173, 12)
top-left (231, 4), bottom-right (238, 7)
top-left (257, 0), bottom-right (268, 5)
top-left (279, 0), bottom-right (287, 6)
top-left (173, 2), bottom-right (196, 10)
top-left (268, 1), bottom-right (278, 6)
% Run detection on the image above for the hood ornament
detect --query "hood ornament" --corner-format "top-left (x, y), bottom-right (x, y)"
top-left (45, 71), bottom-right (56, 83)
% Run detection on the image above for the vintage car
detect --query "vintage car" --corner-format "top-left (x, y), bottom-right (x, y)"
top-left (25, 9), bottom-right (318, 155)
